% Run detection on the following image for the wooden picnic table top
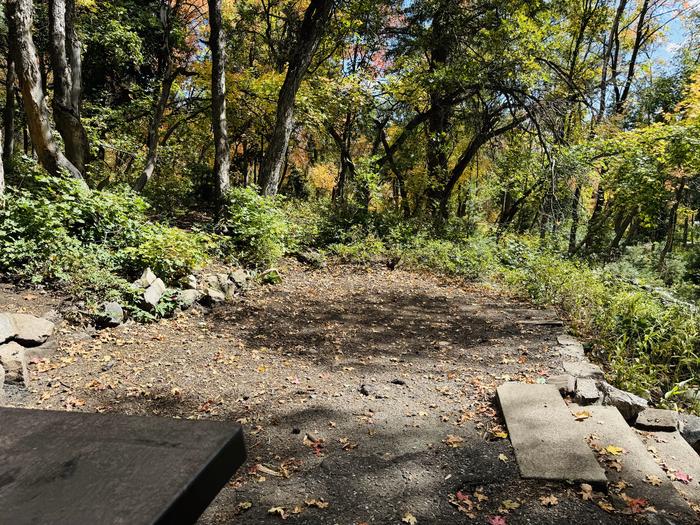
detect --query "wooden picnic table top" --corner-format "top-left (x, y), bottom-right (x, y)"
top-left (0, 407), bottom-right (246, 525)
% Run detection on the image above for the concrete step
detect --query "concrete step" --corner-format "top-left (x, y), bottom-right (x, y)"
top-left (636, 428), bottom-right (700, 506)
top-left (497, 382), bottom-right (607, 484)
top-left (571, 404), bottom-right (696, 521)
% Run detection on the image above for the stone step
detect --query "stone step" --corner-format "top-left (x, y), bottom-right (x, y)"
top-left (571, 404), bottom-right (696, 521)
top-left (497, 382), bottom-right (607, 484)
top-left (636, 428), bottom-right (700, 506)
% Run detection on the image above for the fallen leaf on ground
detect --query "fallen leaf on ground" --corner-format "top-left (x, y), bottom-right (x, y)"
top-left (605, 445), bottom-right (624, 456)
top-left (443, 434), bottom-right (464, 448)
top-left (645, 474), bottom-right (663, 486)
top-left (498, 453), bottom-right (508, 462)
top-left (499, 499), bottom-right (520, 511)
top-left (539, 495), bottom-right (559, 507)
top-left (268, 507), bottom-right (288, 519)
top-left (579, 483), bottom-right (594, 501)
top-left (487, 516), bottom-right (507, 525)
top-left (671, 469), bottom-right (692, 484)
top-left (402, 512), bottom-right (418, 524)
top-left (574, 410), bottom-right (591, 421)
top-left (305, 498), bottom-right (329, 509)
top-left (597, 500), bottom-right (615, 512)
top-left (235, 501), bottom-right (252, 513)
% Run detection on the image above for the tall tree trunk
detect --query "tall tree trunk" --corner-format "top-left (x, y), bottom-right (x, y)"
top-left (0, 127), bottom-right (4, 198)
top-left (658, 177), bottom-right (686, 271)
top-left (208, 0), bottom-right (230, 200)
top-left (568, 185), bottom-right (581, 254)
top-left (3, 49), bottom-right (15, 170)
top-left (133, 1), bottom-right (178, 193)
top-left (8, 0), bottom-right (83, 180)
top-left (48, 0), bottom-right (89, 173)
top-left (259, 0), bottom-right (334, 196)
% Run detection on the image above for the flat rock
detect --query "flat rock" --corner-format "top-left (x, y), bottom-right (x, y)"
top-left (636, 429), bottom-right (700, 506)
top-left (202, 288), bottom-right (226, 306)
top-left (547, 374), bottom-right (576, 395)
top-left (598, 381), bottom-right (648, 422)
top-left (572, 404), bottom-right (695, 520)
top-left (143, 278), bottom-right (166, 308)
top-left (635, 408), bottom-right (678, 431)
top-left (10, 314), bottom-right (55, 346)
top-left (0, 363), bottom-right (5, 392)
top-left (563, 360), bottom-right (604, 379)
top-left (0, 341), bottom-right (28, 384)
top-left (557, 334), bottom-right (583, 348)
top-left (558, 345), bottom-right (585, 361)
top-left (0, 313), bottom-right (17, 344)
top-left (574, 378), bottom-right (600, 404)
top-left (497, 382), bottom-right (607, 484)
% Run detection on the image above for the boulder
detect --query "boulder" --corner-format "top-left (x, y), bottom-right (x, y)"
top-left (98, 302), bottom-right (124, 328)
top-left (203, 274), bottom-right (223, 292)
top-left (143, 278), bottom-right (166, 308)
top-left (0, 313), bottom-right (17, 344)
top-left (177, 289), bottom-right (201, 309)
top-left (598, 381), bottom-right (648, 422)
top-left (574, 378), bottom-right (601, 405)
top-left (547, 374), bottom-right (576, 395)
top-left (135, 268), bottom-right (158, 288)
top-left (10, 314), bottom-right (55, 346)
top-left (0, 363), bottom-right (5, 393)
top-left (563, 360), bottom-right (604, 380)
top-left (296, 250), bottom-right (327, 268)
top-left (679, 414), bottom-right (700, 453)
top-left (0, 342), bottom-right (27, 384)
top-left (201, 288), bottom-right (226, 306)
top-left (635, 408), bottom-right (678, 432)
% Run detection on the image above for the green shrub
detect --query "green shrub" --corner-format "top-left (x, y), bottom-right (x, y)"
top-left (400, 237), bottom-right (492, 279)
top-left (220, 186), bottom-right (289, 268)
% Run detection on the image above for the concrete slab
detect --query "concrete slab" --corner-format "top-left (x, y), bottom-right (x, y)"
top-left (636, 408), bottom-right (678, 431)
top-left (563, 360), bottom-right (604, 379)
top-left (637, 429), bottom-right (700, 506)
top-left (547, 374), bottom-right (576, 395)
top-left (497, 382), bottom-right (607, 484)
top-left (559, 345), bottom-right (586, 360)
top-left (557, 334), bottom-right (582, 347)
top-left (572, 404), bottom-right (695, 521)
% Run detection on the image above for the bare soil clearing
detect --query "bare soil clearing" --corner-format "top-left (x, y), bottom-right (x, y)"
top-left (3, 265), bottom-right (656, 524)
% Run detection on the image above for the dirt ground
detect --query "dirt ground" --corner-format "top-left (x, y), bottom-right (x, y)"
top-left (2, 264), bottom-right (670, 524)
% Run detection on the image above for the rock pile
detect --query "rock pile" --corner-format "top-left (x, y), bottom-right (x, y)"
top-left (547, 332), bottom-right (700, 453)
top-left (0, 312), bottom-right (56, 392)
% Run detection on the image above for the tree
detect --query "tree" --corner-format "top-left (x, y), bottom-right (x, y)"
top-left (259, 0), bottom-right (335, 196)
top-left (8, 0), bottom-right (83, 180)
top-left (48, 0), bottom-right (89, 174)
top-left (208, 0), bottom-right (230, 200)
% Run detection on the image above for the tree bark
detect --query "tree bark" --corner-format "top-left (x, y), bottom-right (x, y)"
top-left (3, 50), bottom-right (15, 170)
top-left (8, 0), bottom-right (83, 180)
top-left (658, 177), bottom-right (686, 271)
top-left (568, 185), bottom-right (581, 254)
top-left (259, 0), bottom-right (334, 196)
top-left (208, 0), bottom-right (230, 200)
top-left (48, 0), bottom-right (89, 173)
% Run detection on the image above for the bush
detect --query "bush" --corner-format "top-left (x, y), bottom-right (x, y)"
top-left (220, 186), bottom-right (289, 268)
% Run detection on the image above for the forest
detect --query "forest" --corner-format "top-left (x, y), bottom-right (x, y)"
top-left (2, 0), bottom-right (700, 416)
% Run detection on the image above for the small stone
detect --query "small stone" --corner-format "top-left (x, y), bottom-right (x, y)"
top-left (98, 302), bottom-right (124, 328)
top-left (547, 374), bottom-right (576, 395)
top-left (359, 384), bottom-right (372, 396)
top-left (178, 289), bottom-right (201, 309)
top-left (143, 278), bottom-right (166, 308)
top-left (0, 341), bottom-right (27, 384)
top-left (203, 275), bottom-right (222, 292)
top-left (598, 381), bottom-right (648, 422)
top-left (563, 360), bottom-right (604, 379)
top-left (185, 275), bottom-right (198, 289)
top-left (10, 314), bottom-right (55, 346)
top-left (230, 269), bottom-right (248, 287)
top-left (135, 268), bottom-right (158, 288)
top-left (0, 313), bottom-right (17, 344)
top-left (635, 408), bottom-right (678, 431)
top-left (679, 414), bottom-right (700, 453)
top-left (574, 378), bottom-right (600, 405)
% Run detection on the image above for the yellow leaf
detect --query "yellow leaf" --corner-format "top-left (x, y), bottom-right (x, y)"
top-left (498, 453), bottom-right (509, 462)
top-left (268, 506), bottom-right (288, 519)
top-left (305, 498), bottom-right (329, 509)
top-left (645, 474), bottom-right (663, 486)
top-left (402, 512), bottom-right (418, 524)
top-left (605, 445), bottom-right (624, 456)
top-left (539, 495), bottom-right (559, 506)
top-left (574, 410), bottom-right (591, 421)
top-left (493, 431), bottom-right (508, 439)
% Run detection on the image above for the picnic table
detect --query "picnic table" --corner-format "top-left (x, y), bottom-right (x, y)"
top-left (0, 407), bottom-right (246, 524)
